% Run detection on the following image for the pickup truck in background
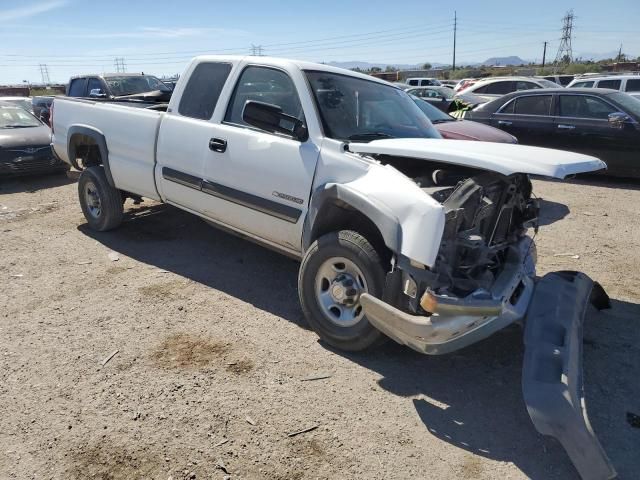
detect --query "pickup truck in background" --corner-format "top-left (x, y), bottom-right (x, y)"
top-left (51, 56), bottom-right (614, 480)
top-left (66, 72), bottom-right (173, 105)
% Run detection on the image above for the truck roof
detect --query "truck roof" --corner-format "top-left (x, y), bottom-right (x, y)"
top-left (187, 55), bottom-right (394, 87)
top-left (69, 72), bottom-right (157, 80)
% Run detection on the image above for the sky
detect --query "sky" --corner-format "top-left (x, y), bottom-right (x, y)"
top-left (1, 0), bottom-right (639, 84)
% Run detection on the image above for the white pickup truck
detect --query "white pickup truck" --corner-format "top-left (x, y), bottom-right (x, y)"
top-left (52, 56), bottom-right (615, 479)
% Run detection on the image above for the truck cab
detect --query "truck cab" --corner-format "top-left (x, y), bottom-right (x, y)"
top-left (66, 73), bottom-right (172, 103)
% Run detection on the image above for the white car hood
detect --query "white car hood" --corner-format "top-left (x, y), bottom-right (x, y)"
top-left (348, 138), bottom-right (607, 179)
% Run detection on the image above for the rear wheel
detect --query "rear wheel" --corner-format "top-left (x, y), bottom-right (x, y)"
top-left (78, 166), bottom-right (123, 231)
top-left (298, 230), bottom-right (387, 351)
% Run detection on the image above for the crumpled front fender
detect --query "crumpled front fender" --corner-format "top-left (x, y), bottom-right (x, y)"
top-left (523, 271), bottom-right (616, 480)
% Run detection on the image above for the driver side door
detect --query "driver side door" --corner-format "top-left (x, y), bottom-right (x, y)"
top-left (201, 65), bottom-right (320, 254)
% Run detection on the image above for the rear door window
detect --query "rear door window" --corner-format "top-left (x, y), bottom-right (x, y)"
top-left (625, 79), bottom-right (640, 92)
top-left (559, 76), bottom-right (574, 86)
top-left (68, 78), bottom-right (86, 97)
top-left (597, 79), bottom-right (621, 90)
top-left (515, 81), bottom-right (541, 91)
top-left (513, 95), bottom-right (552, 115)
top-left (178, 62), bottom-right (232, 120)
top-left (485, 81), bottom-right (515, 95)
top-left (559, 95), bottom-right (616, 119)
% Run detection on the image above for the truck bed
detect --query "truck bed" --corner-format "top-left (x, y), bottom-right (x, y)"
top-left (52, 97), bottom-right (164, 200)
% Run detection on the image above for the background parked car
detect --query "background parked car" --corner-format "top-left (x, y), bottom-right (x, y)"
top-left (0, 96), bottom-right (34, 113)
top-left (67, 73), bottom-right (173, 103)
top-left (465, 88), bottom-right (640, 178)
top-left (406, 77), bottom-right (441, 86)
top-left (567, 74), bottom-right (640, 99)
top-left (411, 96), bottom-right (517, 143)
top-left (454, 78), bottom-right (476, 92)
top-left (457, 76), bottom-right (561, 103)
top-left (0, 103), bottom-right (66, 176)
top-left (406, 86), bottom-right (456, 112)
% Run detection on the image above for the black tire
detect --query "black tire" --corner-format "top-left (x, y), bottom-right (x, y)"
top-left (298, 230), bottom-right (387, 351)
top-left (78, 166), bottom-right (124, 231)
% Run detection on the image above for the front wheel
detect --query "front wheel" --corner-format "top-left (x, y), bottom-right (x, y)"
top-left (78, 166), bottom-right (124, 231)
top-left (298, 230), bottom-right (387, 351)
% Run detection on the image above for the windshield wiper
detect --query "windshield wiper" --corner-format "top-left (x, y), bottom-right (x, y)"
top-left (1, 125), bottom-right (32, 128)
top-left (347, 132), bottom-right (395, 141)
top-left (431, 119), bottom-right (454, 124)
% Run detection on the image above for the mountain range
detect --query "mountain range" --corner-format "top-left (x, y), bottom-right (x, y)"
top-left (327, 51), bottom-right (636, 71)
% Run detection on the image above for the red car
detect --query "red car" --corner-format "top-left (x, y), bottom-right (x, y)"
top-left (412, 96), bottom-right (517, 143)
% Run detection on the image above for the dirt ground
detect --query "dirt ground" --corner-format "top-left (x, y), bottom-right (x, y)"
top-left (1, 172), bottom-right (639, 480)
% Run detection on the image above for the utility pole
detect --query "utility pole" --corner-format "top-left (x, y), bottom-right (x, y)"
top-left (617, 44), bottom-right (624, 62)
top-left (553, 9), bottom-right (574, 72)
top-left (452, 11), bottom-right (457, 71)
top-left (39, 64), bottom-right (50, 85)
top-left (542, 41), bottom-right (547, 69)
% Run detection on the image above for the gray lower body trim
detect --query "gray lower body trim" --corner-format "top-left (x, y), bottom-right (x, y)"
top-left (161, 167), bottom-right (301, 224)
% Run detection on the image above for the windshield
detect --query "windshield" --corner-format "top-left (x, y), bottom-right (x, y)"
top-left (305, 71), bottom-right (440, 141)
top-left (0, 106), bottom-right (41, 128)
top-left (608, 92), bottom-right (640, 119)
top-left (538, 79), bottom-right (561, 88)
top-left (411, 96), bottom-right (454, 122)
top-left (2, 98), bottom-right (33, 111)
top-left (105, 75), bottom-right (171, 96)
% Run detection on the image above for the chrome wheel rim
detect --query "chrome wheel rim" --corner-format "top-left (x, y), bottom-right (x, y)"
top-left (84, 181), bottom-right (101, 218)
top-left (314, 256), bottom-right (368, 327)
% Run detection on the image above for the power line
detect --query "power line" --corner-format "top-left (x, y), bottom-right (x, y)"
top-left (251, 45), bottom-right (264, 56)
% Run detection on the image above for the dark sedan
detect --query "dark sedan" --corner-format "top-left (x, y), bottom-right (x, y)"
top-left (412, 96), bottom-right (517, 143)
top-left (466, 88), bottom-right (640, 178)
top-left (406, 86), bottom-right (456, 112)
top-left (0, 104), bottom-right (66, 177)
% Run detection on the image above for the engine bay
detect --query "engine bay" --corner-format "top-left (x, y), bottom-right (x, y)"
top-left (378, 155), bottom-right (540, 300)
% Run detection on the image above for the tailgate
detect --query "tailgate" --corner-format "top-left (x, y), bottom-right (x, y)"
top-left (522, 271), bottom-right (616, 480)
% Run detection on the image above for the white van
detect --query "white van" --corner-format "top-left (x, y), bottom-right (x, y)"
top-left (406, 77), bottom-right (441, 87)
top-left (567, 74), bottom-right (640, 99)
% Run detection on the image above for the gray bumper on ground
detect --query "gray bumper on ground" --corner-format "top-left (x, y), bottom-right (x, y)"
top-left (522, 271), bottom-right (616, 480)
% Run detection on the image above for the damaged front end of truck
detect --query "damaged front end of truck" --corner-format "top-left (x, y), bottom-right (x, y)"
top-left (339, 139), bottom-right (615, 479)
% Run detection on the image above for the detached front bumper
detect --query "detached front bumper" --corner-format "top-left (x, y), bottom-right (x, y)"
top-left (361, 260), bottom-right (615, 479)
top-left (361, 246), bottom-right (533, 355)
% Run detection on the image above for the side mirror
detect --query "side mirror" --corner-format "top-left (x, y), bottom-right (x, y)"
top-left (608, 112), bottom-right (630, 128)
top-left (89, 88), bottom-right (106, 98)
top-left (242, 100), bottom-right (308, 141)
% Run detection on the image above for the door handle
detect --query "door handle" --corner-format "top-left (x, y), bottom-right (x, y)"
top-left (209, 138), bottom-right (227, 153)
top-left (557, 124), bottom-right (575, 130)
top-left (498, 120), bottom-right (512, 126)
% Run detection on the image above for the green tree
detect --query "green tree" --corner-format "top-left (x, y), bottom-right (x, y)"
top-left (422, 62), bottom-right (432, 70)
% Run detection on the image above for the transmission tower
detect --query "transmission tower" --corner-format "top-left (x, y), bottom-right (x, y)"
top-left (114, 57), bottom-right (127, 72)
top-left (553, 10), bottom-right (574, 71)
top-left (250, 44), bottom-right (264, 56)
top-left (39, 64), bottom-right (50, 85)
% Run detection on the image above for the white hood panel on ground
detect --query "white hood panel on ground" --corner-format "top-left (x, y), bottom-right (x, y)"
top-left (349, 138), bottom-right (607, 179)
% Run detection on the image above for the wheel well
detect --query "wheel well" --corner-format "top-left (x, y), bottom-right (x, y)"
top-left (310, 201), bottom-right (392, 266)
top-left (69, 134), bottom-right (102, 169)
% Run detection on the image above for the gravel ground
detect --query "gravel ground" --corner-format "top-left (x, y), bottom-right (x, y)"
top-left (1, 172), bottom-right (639, 480)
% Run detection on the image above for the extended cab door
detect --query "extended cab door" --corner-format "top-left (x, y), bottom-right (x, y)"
top-left (200, 64), bottom-right (320, 254)
top-left (156, 62), bottom-right (233, 214)
top-left (490, 93), bottom-right (555, 146)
